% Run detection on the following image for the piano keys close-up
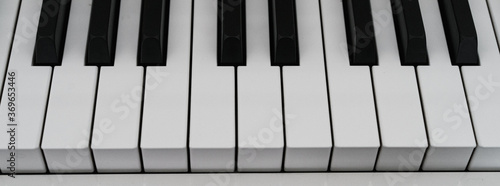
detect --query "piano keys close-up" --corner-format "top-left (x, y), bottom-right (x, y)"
top-left (0, 0), bottom-right (500, 185)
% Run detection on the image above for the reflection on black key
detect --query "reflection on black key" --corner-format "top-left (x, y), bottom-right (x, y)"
top-left (218, 0), bottom-right (246, 66)
top-left (86, 0), bottom-right (120, 66)
top-left (33, 0), bottom-right (72, 66)
top-left (343, 0), bottom-right (378, 66)
top-left (138, 0), bottom-right (170, 66)
top-left (438, 0), bottom-right (478, 65)
top-left (269, 0), bottom-right (299, 66)
top-left (392, 0), bottom-right (428, 66)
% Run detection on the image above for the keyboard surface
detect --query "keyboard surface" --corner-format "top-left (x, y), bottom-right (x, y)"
top-left (1, 0), bottom-right (500, 180)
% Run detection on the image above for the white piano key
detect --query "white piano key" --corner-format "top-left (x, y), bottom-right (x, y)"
top-left (91, 0), bottom-right (143, 172)
top-left (320, 0), bottom-right (380, 171)
top-left (0, 0), bottom-right (49, 173)
top-left (41, 0), bottom-right (96, 173)
top-left (237, 0), bottom-right (283, 172)
top-left (487, 0), bottom-right (500, 49)
top-left (417, 0), bottom-right (476, 171)
top-left (462, 0), bottom-right (500, 171)
top-left (282, 0), bottom-right (332, 171)
top-left (371, 0), bottom-right (428, 171)
top-left (189, 0), bottom-right (235, 172)
top-left (140, 0), bottom-right (192, 172)
top-left (0, 0), bottom-right (19, 93)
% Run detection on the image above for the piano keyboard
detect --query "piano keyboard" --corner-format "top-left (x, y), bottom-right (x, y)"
top-left (1, 0), bottom-right (500, 181)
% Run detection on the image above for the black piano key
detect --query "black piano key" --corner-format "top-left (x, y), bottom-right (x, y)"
top-left (138, 0), bottom-right (170, 66)
top-left (269, 0), bottom-right (299, 66)
top-left (217, 0), bottom-right (246, 66)
top-left (438, 0), bottom-right (479, 65)
top-left (85, 0), bottom-right (120, 66)
top-left (33, 0), bottom-right (72, 66)
top-left (343, 0), bottom-right (378, 66)
top-left (391, 0), bottom-right (428, 66)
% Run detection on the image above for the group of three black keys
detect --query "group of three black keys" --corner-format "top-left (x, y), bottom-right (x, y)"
top-left (32, 0), bottom-right (478, 68)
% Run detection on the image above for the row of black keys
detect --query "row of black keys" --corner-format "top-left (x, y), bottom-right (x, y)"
top-left (34, 0), bottom-right (169, 66)
top-left (32, 0), bottom-right (478, 67)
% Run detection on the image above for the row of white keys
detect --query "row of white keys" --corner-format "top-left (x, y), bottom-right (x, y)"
top-left (282, 0), bottom-right (332, 171)
top-left (417, 0), bottom-right (476, 171)
top-left (141, 0), bottom-right (192, 172)
top-left (320, 0), bottom-right (380, 171)
top-left (0, 0), bottom-right (49, 173)
top-left (91, 0), bottom-right (143, 172)
top-left (189, 0), bottom-right (236, 172)
top-left (237, 0), bottom-right (283, 172)
top-left (0, 0), bottom-right (20, 93)
top-left (371, 0), bottom-right (428, 171)
top-left (463, 0), bottom-right (500, 171)
top-left (41, 0), bottom-right (96, 173)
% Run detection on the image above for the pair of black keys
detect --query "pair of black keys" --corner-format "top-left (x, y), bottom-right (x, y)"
top-left (32, 0), bottom-right (478, 67)
top-left (218, 0), bottom-right (299, 66)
